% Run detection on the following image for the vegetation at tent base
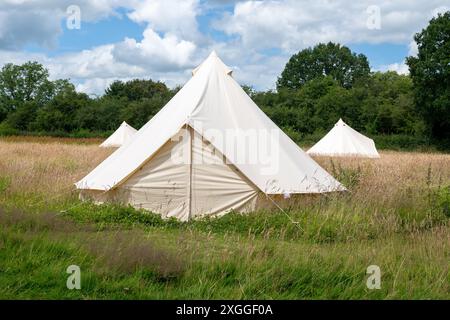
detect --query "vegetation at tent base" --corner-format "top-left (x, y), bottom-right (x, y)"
top-left (0, 137), bottom-right (449, 299)
top-left (1, 192), bottom-right (449, 299)
top-left (1, 206), bottom-right (448, 299)
top-left (1, 12), bottom-right (449, 151)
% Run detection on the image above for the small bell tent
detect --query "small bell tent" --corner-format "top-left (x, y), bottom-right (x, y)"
top-left (307, 119), bottom-right (380, 158)
top-left (100, 121), bottom-right (137, 148)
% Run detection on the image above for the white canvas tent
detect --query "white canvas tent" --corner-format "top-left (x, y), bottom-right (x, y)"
top-left (307, 119), bottom-right (380, 158)
top-left (100, 121), bottom-right (137, 148)
top-left (76, 51), bottom-right (345, 221)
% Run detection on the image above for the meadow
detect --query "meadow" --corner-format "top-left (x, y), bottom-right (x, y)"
top-left (0, 136), bottom-right (448, 299)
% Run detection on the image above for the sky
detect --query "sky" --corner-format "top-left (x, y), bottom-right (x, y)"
top-left (0, 0), bottom-right (448, 95)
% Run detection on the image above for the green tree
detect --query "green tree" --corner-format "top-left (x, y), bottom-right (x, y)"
top-left (31, 83), bottom-right (90, 132)
top-left (0, 62), bottom-right (54, 119)
top-left (103, 79), bottom-right (175, 129)
top-left (277, 42), bottom-right (370, 90)
top-left (4, 101), bottom-right (39, 131)
top-left (0, 62), bottom-right (74, 130)
top-left (406, 11), bottom-right (450, 140)
top-left (105, 79), bottom-right (170, 101)
top-left (358, 72), bottom-right (419, 135)
top-left (242, 85), bottom-right (256, 98)
top-left (120, 96), bottom-right (169, 128)
top-left (75, 97), bottom-right (126, 132)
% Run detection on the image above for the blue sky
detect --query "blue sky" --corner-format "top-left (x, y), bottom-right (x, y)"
top-left (0, 0), bottom-right (448, 94)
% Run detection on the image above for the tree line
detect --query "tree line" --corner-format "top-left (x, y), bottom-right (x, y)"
top-left (0, 12), bottom-right (448, 149)
top-left (0, 68), bottom-right (179, 137)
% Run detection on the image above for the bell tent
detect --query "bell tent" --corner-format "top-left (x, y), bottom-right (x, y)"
top-left (307, 118), bottom-right (380, 158)
top-left (100, 121), bottom-right (137, 148)
top-left (76, 51), bottom-right (345, 221)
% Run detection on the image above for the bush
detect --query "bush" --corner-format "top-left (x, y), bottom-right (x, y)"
top-left (371, 134), bottom-right (432, 151)
top-left (299, 132), bottom-right (327, 149)
top-left (0, 122), bottom-right (19, 136)
top-left (282, 126), bottom-right (302, 144)
top-left (0, 176), bottom-right (11, 192)
top-left (69, 129), bottom-right (111, 139)
top-left (435, 186), bottom-right (450, 218)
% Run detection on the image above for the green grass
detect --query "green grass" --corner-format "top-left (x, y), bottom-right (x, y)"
top-left (0, 207), bottom-right (447, 299)
top-left (0, 190), bottom-right (448, 299)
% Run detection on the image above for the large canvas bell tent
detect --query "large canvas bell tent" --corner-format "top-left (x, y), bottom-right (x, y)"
top-left (307, 119), bottom-right (380, 158)
top-left (100, 121), bottom-right (137, 148)
top-left (76, 52), bottom-right (344, 221)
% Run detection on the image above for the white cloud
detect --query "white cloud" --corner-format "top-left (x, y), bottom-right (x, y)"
top-left (386, 62), bottom-right (409, 75)
top-left (127, 0), bottom-right (201, 41)
top-left (0, 0), bottom-right (129, 49)
top-left (0, 0), bottom-right (125, 21)
top-left (0, 9), bottom-right (63, 49)
top-left (48, 45), bottom-right (147, 80)
top-left (112, 28), bottom-right (197, 71)
top-left (376, 61), bottom-right (410, 75)
top-left (49, 43), bottom-right (194, 95)
top-left (431, 5), bottom-right (450, 17)
top-left (0, 49), bottom-right (49, 67)
top-left (408, 41), bottom-right (418, 57)
top-left (215, 0), bottom-right (449, 52)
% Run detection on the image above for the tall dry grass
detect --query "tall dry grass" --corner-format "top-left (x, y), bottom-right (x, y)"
top-left (0, 139), bottom-right (112, 197)
top-left (1, 137), bottom-right (448, 205)
top-left (315, 151), bottom-right (450, 203)
top-left (0, 135), bottom-right (103, 145)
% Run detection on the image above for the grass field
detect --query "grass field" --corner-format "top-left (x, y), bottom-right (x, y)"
top-left (0, 136), bottom-right (448, 299)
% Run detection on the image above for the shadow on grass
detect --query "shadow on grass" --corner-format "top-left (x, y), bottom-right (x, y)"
top-left (0, 207), bottom-right (185, 281)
